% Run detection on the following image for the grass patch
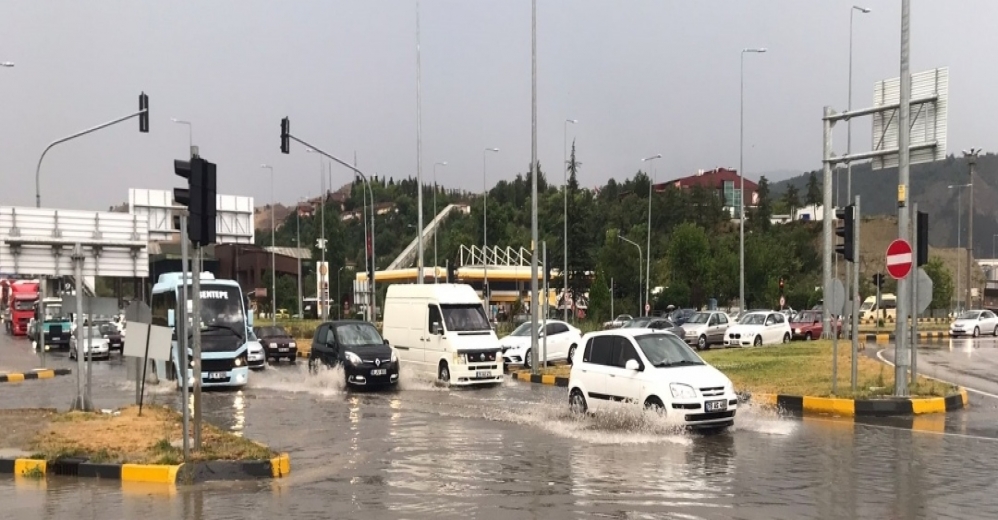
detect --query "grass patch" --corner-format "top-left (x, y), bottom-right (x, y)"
top-left (28, 405), bottom-right (275, 465)
top-left (700, 340), bottom-right (955, 398)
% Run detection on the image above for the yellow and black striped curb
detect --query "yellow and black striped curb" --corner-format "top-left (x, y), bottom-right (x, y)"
top-left (0, 453), bottom-right (290, 484)
top-left (0, 368), bottom-right (72, 383)
top-left (511, 371), bottom-right (569, 387)
top-left (753, 388), bottom-right (968, 417)
top-left (862, 332), bottom-right (952, 344)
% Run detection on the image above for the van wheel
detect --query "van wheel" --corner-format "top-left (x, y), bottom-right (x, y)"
top-left (567, 345), bottom-right (577, 365)
top-left (697, 335), bottom-right (707, 351)
top-left (782, 333), bottom-right (791, 344)
top-left (569, 389), bottom-right (588, 414)
top-left (644, 397), bottom-right (665, 415)
top-left (438, 361), bottom-right (451, 383)
top-left (753, 336), bottom-right (763, 347)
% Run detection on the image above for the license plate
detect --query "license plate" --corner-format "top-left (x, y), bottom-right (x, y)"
top-left (370, 369), bottom-right (387, 376)
top-left (207, 372), bottom-right (226, 380)
top-left (475, 371), bottom-right (493, 379)
top-left (278, 347), bottom-right (289, 352)
top-left (705, 399), bottom-right (727, 412)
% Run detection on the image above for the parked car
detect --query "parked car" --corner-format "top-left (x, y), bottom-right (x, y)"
top-left (623, 317), bottom-right (685, 337)
top-left (500, 320), bottom-right (582, 368)
top-left (681, 311), bottom-right (731, 351)
top-left (245, 329), bottom-right (267, 370)
top-left (789, 310), bottom-right (842, 340)
top-left (567, 329), bottom-right (737, 430)
top-left (603, 314), bottom-right (633, 329)
top-left (69, 325), bottom-right (111, 360)
top-left (732, 309), bottom-right (771, 323)
top-left (668, 308), bottom-right (698, 326)
top-left (724, 311), bottom-right (792, 347)
top-left (309, 320), bottom-right (399, 387)
top-left (253, 325), bottom-right (298, 362)
top-left (950, 310), bottom-right (998, 337)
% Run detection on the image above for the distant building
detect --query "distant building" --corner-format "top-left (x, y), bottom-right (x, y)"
top-left (655, 168), bottom-right (759, 218)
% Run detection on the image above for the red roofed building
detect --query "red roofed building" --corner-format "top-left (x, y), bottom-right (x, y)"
top-left (654, 167), bottom-right (759, 218)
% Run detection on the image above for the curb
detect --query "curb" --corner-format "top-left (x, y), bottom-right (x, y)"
top-left (511, 371), bottom-right (569, 387)
top-left (0, 368), bottom-right (72, 383)
top-left (753, 388), bottom-right (968, 417)
top-left (862, 332), bottom-right (951, 344)
top-left (0, 453), bottom-right (290, 484)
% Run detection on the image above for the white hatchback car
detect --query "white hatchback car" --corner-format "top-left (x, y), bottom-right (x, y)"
top-left (69, 325), bottom-right (111, 360)
top-left (568, 329), bottom-right (738, 429)
top-left (724, 311), bottom-right (792, 347)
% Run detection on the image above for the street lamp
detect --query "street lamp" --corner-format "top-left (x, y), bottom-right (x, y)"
top-left (949, 182), bottom-right (971, 312)
top-left (296, 197), bottom-right (304, 319)
top-left (260, 164), bottom-right (276, 325)
top-left (307, 148), bottom-right (328, 319)
top-left (433, 161), bottom-right (447, 283)
top-left (483, 147), bottom-right (499, 310)
top-left (642, 154), bottom-right (662, 317)
top-left (739, 47), bottom-right (767, 313)
top-left (617, 233), bottom-right (643, 315)
top-left (845, 6), bottom-right (871, 205)
top-left (962, 148), bottom-right (980, 310)
top-left (0, 62), bottom-right (13, 68)
top-left (170, 118), bottom-right (193, 155)
top-left (563, 118), bottom-right (577, 321)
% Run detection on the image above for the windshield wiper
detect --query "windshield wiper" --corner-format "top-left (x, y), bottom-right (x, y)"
top-left (191, 323), bottom-right (244, 341)
top-left (654, 360), bottom-right (703, 368)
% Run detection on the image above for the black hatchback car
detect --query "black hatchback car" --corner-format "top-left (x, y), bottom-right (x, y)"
top-left (308, 320), bottom-right (399, 388)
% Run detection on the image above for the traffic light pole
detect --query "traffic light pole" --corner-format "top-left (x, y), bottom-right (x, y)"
top-left (851, 195), bottom-right (860, 393)
top-left (192, 246), bottom-right (202, 449)
top-left (178, 212), bottom-right (191, 463)
top-left (910, 202), bottom-right (919, 384)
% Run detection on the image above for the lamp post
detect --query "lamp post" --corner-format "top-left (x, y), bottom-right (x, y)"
top-left (483, 147), bottom-right (499, 310)
top-left (949, 183), bottom-right (970, 312)
top-left (0, 62), bottom-right (13, 68)
top-left (963, 148), bottom-right (980, 310)
top-left (296, 197), bottom-right (303, 319)
top-left (739, 47), bottom-right (766, 313)
top-left (260, 164), bottom-right (276, 325)
top-left (337, 266), bottom-right (346, 319)
top-left (433, 161), bottom-right (447, 283)
top-left (617, 234), bottom-right (643, 315)
top-left (170, 118), bottom-right (193, 156)
top-left (563, 118), bottom-right (577, 321)
top-left (642, 154), bottom-right (662, 317)
top-left (845, 5), bottom-right (871, 204)
top-left (307, 149), bottom-right (327, 319)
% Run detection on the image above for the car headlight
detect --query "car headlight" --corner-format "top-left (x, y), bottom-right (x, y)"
top-left (794, 328), bottom-right (801, 334)
top-left (670, 383), bottom-right (696, 399)
top-left (234, 357), bottom-right (244, 367)
top-left (345, 351), bottom-right (362, 366)
top-left (102, 334), bottom-right (108, 339)
top-left (454, 352), bottom-right (467, 365)
top-left (289, 341), bottom-right (297, 348)
top-left (391, 350), bottom-right (398, 363)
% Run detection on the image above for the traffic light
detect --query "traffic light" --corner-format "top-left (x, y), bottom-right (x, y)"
top-left (138, 92), bottom-right (149, 133)
top-left (280, 117), bottom-right (290, 154)
top-left (779, 278), bottom-right (785, 294)
top-left (200, 159), bottom-right (217, 247)
top-left (834, 205), bottom-right (855, 262)
top-left (173, 157), bottom-right (217, 248)
top-left (872, 273), bottom-right (885, 289)
top-left (916, 211), bottom-right (929, 266)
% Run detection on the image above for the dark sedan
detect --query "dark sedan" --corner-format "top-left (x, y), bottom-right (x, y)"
top-left (308, 320), bottom-right (399, 388)
top-left (253, 325), bottom-right (298, 362)
top-left (94, 321), bottom-right (124, 352)
top-left (622, 317), bottom-right (685, 337)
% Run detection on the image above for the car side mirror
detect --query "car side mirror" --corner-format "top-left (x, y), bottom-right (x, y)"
top-left (432, 322), bottom-right (443, 335)
top-left (625, 359), bottom-right (641, 371)
top-left (383, 338), bottom-right (390, 345)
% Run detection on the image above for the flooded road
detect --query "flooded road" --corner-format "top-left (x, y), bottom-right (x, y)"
top-left (3, 335), bottom-right (998, 519)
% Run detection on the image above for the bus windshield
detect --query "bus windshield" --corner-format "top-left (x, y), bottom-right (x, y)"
top-left (191, 284), bottom-right (245, 341)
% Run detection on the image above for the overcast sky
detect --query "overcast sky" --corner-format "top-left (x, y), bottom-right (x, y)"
top-left (0, 1), bottom-right (990, 211)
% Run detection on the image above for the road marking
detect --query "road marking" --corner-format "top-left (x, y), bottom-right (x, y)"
top-left (876, 348), bottom-right (998, 400)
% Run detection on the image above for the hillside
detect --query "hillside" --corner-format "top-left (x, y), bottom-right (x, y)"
top-left (770, 153), bottom-right (998, 259)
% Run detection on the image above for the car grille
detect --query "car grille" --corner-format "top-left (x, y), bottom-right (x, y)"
top-left (729, 333), bottom-right (741, 339)
top-left (685, 410), bottom-right (736, 422)
top-left (360, 357), bottom-right (393, 366)
top-left (464, 350), bottom-right (498, 363)
top-left (200, 358), bottom-right (235, 372)
top-left (700, 386), bottom-right (725, 397)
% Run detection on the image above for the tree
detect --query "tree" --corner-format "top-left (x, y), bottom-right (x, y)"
top-left (923, 257), bottom-right (954, 311)
top-left (751, 175), bottom-right (773, 231)
top-left (805, 172), bottom-right (821, 214)
top-left (665, 223), bottom-right (712, 308)
top-left (587, 269), bottom-right (612, 322)
top-left (783, 184), bottom-right (801, 218)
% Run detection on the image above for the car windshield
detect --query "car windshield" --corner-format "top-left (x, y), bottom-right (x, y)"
top-left (335, 323), bottom-right (384, 347)
top-left (510, 322), bottom-right (536, 336)
top-left (959, 311), bottom-right (981, 320)
top-left (441, 304), bottom-right (491, 332)
top-left (791, 313), bottom-right (815, 323)
top-left (741, 313), bottom-right (766, 325)
top-left (624, 318), bottom-right (652, 328)
top-left (96, 322), bottom-right (117, 335)
top-left (13, 300), bottom-right (33, 311)
top-left (687, 312), bottom-right (711, 324)
top-left (74, 326), bottom-right (103, 338)
top-left (256, 326), bottom-right (289, 337)
top-left (635, 334), bottom-right (704, 367)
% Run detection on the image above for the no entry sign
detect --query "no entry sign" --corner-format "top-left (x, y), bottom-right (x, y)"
top-left (886, 239), bottom-right (913, 280)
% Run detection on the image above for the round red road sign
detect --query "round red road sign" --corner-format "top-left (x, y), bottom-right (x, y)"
top-left (886, 239), bottom-right (913, 280)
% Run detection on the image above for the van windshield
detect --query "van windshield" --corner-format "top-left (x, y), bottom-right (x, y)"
top-left (860, 301), bottom-right (874, 311)
top-left (441, 304), bottom-right (491, 332)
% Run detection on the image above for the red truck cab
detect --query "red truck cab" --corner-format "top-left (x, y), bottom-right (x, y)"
top-left (7, 281), bottom-right (40, 336)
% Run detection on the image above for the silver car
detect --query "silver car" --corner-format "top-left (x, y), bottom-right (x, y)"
top-left (69, 325), bottom-right (111, 360)
top-left (682, 311), bottom-right (731, 351)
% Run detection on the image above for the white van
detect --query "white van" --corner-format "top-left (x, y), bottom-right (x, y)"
top-left (859, 294), bottom-right (897, 321)
top-left (382, 284), bottom-right (504, 386)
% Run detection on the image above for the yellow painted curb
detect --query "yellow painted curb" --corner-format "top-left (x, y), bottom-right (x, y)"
top-left (803, 396), bottom-right (856, 416)
top-left (270, 453), bottom-right (291, 478)
top-left (5, 373), bottom-right (25, 383)
top-left (540, 374), bottom-right (556, 385)
top-left (121, 463), bottom-right (180, 484)
top-left (14, 459), bottom-right (45, 477)
top-left (35, 370), bottom-right (55, 379)
top-left (910, 397), bottom-right (946, 415)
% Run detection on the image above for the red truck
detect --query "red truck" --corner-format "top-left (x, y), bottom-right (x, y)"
top-left (6, 280), bottom-right (40, 336)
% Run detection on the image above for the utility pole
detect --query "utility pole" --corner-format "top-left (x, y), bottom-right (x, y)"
top-left (529, 0), bottom-right (539, 376)
top-left (893, 0), bottom-right (912, 397)
top-left (964, 148), bottom-right (979, 310)
top-left (415, 0), bottom-right (425, 284)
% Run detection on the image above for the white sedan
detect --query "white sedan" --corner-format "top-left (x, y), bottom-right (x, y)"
top-left (723, 311), bottom-right (792, 347)
top-left (69, 325), bottom-right (111, 360)
top-left (950, 310), bottom-right (998, 337)
top-left (500, 320), bottom-right (583, 368)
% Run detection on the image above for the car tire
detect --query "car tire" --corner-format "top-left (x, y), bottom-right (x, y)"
top-left (307, 356), bottom-right (319, 374)
top-left (567, 345), bottom-right (577, 365)
top-left (783, 333), bottom-right (791, 344)
top-left (697, 335), bottom-right (707, 351)
top-left (974, 327), bottom-right (980, 338)
top-left (993, 325), bottom-right (998, 337)
top-left (569, 389), bottom-right (588, 414)
top-left (753, 336), bottom-right (763, 347)
top-left (523, 349), bottom-right (532, 369)
top-left (644, 397), bottom-right (666, 415)
top-left (804, 332), bottom-right (812, 341)
top-left (438, 361), bottom-right (451, 383)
